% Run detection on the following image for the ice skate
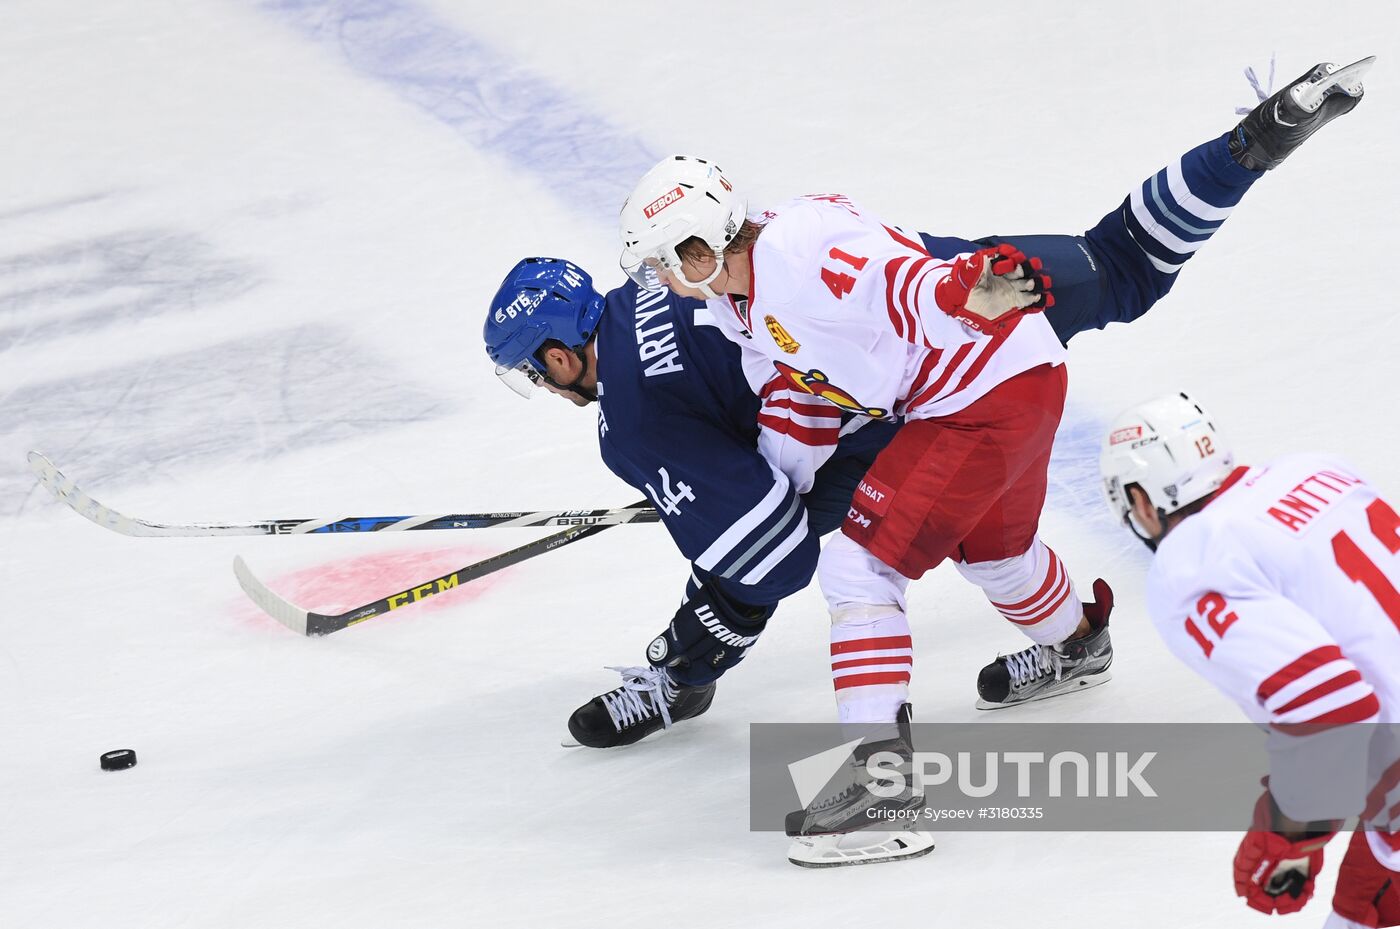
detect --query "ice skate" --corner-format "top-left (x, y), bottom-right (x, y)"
top-left (563, 666), bottom-right (715, 748)
top-left (784, 705), bottom-right (934, 867)
top-left (1229, 56), bottom-right (1374, 171)
top-left (976, 578), bottom-right (1114, 710)
top-left (786, 829), bottom-right (936, 869)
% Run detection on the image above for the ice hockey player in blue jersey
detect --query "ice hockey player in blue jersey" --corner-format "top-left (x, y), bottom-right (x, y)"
top-left (485, 257), bottom-right (898, 748)
top-left (483, 56), bottom-right (1371, 752)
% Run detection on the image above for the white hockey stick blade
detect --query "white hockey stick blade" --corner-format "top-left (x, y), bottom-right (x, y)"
top-left (233, 556), bottom-right (309, 636)
top-left (787, 830), bottom-right (935, 868)
top-left (30, 451), bottom-right (164, 536)
top-left (28, 451), bottom-right (260, 537)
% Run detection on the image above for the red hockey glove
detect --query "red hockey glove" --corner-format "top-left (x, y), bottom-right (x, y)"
top-left (933, 243), bottom-right (1053, 334)
top-left (1233, 791), bottom-right (1338, 915)
top-left (1332, 831), bottom-right (1400, 928)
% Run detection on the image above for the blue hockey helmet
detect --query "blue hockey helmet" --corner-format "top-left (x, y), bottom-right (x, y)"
top-left (484, 258), bottom-right (605, 398)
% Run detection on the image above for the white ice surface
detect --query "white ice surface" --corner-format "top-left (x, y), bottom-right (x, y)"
top-left (1, 1), bottom-right (1397, 926)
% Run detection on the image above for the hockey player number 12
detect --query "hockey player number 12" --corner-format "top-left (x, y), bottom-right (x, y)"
top-left (1184, 592), bottom-right (1239, 658)
top-left (1331, 497), bottom-right (1400, 630)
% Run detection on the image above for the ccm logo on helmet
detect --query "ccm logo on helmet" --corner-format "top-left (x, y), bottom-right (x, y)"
top-left (643, 186), bottom-right (686, 219)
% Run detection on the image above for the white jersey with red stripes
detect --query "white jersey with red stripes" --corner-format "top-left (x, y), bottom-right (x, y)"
top-left (683, 303), bottom-right (845, 495)
top-left (704, 195), bottom-right (1066, 431)
top-left (1146, 453), bottom-right (1400, 857)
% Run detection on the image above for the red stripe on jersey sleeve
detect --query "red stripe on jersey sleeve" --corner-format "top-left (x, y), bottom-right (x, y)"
top-left (952, 321), bottom-right (1024, 394)
top-left (1362, 757), bottom-right (1400, 822)
top-left (905, 342), bottom-right (974, 411)
top-left (831, 635), bottom-right (914, 655)
top-left (884, 256), bottom-right (911, 338)
top-left (898, 257), bottom-right (932, 317)
top-left (898, 348), bottom-right (944, 415)
top-left (833, 671), bottom-right (912, 691)
top-left (757, 413), bottom-right (839, 447)
top-left (1272, 693), bottom-right (1382, 735)
top-left (1274, 669), bottom-right (1365, 715)
top-left (907, 262), bottom-right (943, 347)
top-left (1256, 645), bottom-right (1346, 702)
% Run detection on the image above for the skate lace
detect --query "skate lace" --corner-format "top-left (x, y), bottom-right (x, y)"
top-left (1003, 645), bottom-right (1059, 688)
top-left (600, 666), bottom-right (676, 732)
top-left (809, 779), bottom-right (861, 812)
top-left (1236, 53), bottom-right (1277, 114)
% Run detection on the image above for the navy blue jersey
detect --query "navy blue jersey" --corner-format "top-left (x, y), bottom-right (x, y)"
top-left (595, 281), bottom-right (894, 607)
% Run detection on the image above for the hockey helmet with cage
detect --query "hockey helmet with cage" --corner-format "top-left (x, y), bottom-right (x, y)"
top-left (619, 155), bottom-right (747, 299)
top-left (1100, 392), bottom-right (1235, 549)
top-left (483, 257), bottom-right (605, 398)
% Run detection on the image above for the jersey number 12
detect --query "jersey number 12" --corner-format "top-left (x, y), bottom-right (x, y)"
top-left (1331, 497), bottom-right (1400, 631)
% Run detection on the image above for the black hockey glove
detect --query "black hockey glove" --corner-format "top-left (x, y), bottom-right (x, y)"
top-left (647, 581), bottom-right (774, 687)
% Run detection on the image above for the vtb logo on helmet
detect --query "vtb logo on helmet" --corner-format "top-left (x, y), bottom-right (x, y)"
top-left (619, 155), bottom-right (748, 300)
top-left (483, 257), bottom-right (605, 399)
top-left (494, 289), bottom-right (547, 325)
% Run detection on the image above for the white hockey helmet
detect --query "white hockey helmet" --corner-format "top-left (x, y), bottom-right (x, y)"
top-left (1100, 392), bottom-right (1235, 545)
top-left (619, 155), bottom-right (747, 299)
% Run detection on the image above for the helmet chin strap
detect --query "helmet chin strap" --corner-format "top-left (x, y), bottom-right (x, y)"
top-left (1125, 507), bottom-right (1170, 553)
top-left (672, 249), bottom-right (726, 300)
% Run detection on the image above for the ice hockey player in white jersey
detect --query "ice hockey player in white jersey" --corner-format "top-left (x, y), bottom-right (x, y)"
top-left (617, 54), bottom-right (1371, 728)
top-left (1101, 392), bottom-right (1400, 926)
top-left (618, 55), bottom-right (1371, 868)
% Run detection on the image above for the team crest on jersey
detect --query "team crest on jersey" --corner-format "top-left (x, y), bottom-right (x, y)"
top-left (764, 315), bottom-right (801, 354)
top-left (772, 360), bottom-right (887, 418)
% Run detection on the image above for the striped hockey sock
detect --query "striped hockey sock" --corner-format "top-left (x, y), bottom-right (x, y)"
top-left (830, 605), bottom-right (912, 726)
top-left (956, 539), bottom-right (1083, 646)
top-left (1122, 132), bottom-right (1261, 276)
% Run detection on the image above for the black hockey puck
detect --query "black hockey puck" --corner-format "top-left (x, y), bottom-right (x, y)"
top-left (100, 749), bottom-right (137, 771)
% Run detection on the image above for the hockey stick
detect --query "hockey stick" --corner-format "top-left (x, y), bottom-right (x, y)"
top-left (234, 501), bottom-right (651, 636)
top-left (27, 451), bottom-right (660, 537)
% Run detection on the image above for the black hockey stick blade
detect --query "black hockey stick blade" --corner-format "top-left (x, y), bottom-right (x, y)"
top-left (233, 506), bottom-right (644, 635)
top-left (28, 451), bottom-right (658, 537)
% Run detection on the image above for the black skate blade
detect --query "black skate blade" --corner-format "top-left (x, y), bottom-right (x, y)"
top-left (558, 724), bottom-right (677, 750)
top-left (1290, 56), bottom-right (1375, 112)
